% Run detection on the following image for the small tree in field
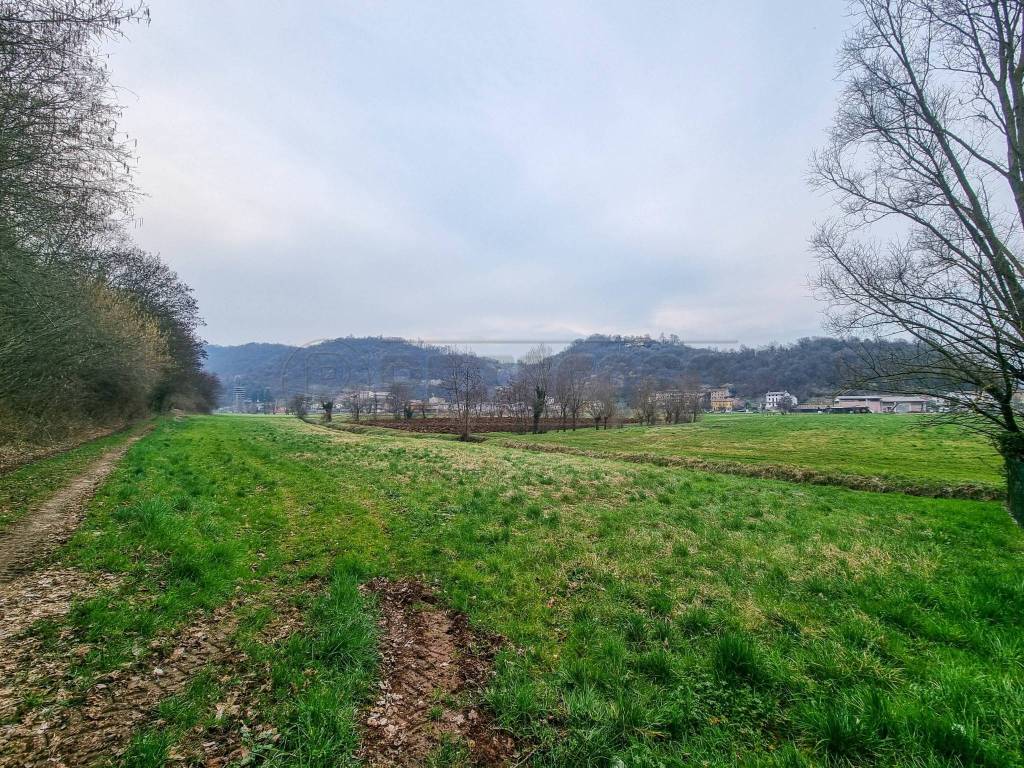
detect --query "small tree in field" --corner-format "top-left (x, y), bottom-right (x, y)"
top-left (586, 378), bottom-right (617, 429)
top-left (288, 394), bottom-right (308, 417)
top-left (632, 378), bottom-right (659, 425)
top-left (387, 381), bottom-right (414, 420)
top-left (517, 344), bottom-right (553, 433)
top-left (553, 353), bottom-right (591, 430)
top-left (343, 390), bottom-right (368, 422)
top-left (813, 0), bottom-right (1024, 524)
top-left (440, 348), bottom-right (485, 440)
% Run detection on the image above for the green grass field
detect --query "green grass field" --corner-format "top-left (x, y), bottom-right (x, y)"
top-left (496, 413), bottom-right (1004, 492)
top-left (16, 415), bottom-right (1022, 767)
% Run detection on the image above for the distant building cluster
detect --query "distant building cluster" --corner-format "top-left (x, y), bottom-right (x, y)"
top-left (224, 374), bottom-right (960, 422)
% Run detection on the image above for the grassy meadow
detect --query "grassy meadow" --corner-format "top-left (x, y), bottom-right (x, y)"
top-left (17, 414), bottom-right (1022, 767)
top-left (497, 413), bottom-right (1004, 493)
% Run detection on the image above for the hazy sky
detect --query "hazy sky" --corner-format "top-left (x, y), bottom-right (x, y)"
top-left (108, 1), bottom-right (852, 350)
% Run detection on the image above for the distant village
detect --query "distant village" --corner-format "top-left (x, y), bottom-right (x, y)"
top-left (224, 383), bottom-right (948, 418)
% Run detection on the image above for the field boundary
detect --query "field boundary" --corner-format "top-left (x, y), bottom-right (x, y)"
top-left (495, 439), bottom-right (1005, 501)
top-left (297, 416), bottom-right (461, 440)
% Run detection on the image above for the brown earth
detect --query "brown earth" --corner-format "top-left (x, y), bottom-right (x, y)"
top-left (359, 578), bottom-right (520, 767)
top-left (0, 567), bottom-right (124, 728)
top-left (0, 592), bottom-right (304, 768)
top-left (348, 417), bottom-right (636, 434)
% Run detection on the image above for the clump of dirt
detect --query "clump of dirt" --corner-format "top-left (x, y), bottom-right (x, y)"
top-left (359, 578), bottom-right (520, 767)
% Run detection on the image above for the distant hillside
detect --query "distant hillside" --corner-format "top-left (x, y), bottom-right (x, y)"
top-left (558, 335), bottom-right (896, 401)
top-left (204, 335), bottom-right (911, 405)
top-left (204, 337), bottom-right (503, 404)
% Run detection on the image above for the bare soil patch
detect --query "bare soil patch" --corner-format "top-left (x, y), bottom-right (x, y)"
top-left (0, 426), bottom-right (305, 766)
top-left (0, 598), bottom-right (244, 767)
top-left (0, 593), bottom-right (304, 768)
top-left (0, 430), bottom-right (147, 579)
top-left (0, 568), bottom-right (123, 726)
top-left (167, 599), bottom-right (305, 767)
top-left (359, 578), bottom-right (519, 767)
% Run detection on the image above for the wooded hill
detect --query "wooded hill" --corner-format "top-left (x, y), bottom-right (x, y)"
top-left (205, 335), bottom-right (913, 405)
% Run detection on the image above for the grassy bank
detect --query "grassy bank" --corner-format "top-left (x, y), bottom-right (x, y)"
top-left (494, 413), bottom-right (1004, 492)
top-left (26, 415), bottom-right (1020, 767)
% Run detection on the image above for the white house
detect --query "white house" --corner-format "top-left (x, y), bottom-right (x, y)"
top-left (765, 391), bottom-right (797, 410)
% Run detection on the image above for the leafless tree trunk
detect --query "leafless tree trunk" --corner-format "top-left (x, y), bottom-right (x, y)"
top-left (632, 377), bottom-right (659, 425)
top-left (343, 390), bottom-right (366, 422)
top-left (387, 381), bottom-right (414, 420)
top-left (811, 0), bottom-right (1024, 523)
top-left (585, 378), bottom-right (618, 429)
top-left (440, 348), bottom-right (485, 440)
top-left (517, 344), bottom-right (552, 433)
top-left (554, 353), bottom-right (592, 430)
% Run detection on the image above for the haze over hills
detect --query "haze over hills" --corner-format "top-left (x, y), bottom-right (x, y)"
top-left (204, 335), bottom-right (913, 405)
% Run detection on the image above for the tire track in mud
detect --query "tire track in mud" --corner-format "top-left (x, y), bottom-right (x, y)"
top-left (359, 578), bottom-right (521, 767)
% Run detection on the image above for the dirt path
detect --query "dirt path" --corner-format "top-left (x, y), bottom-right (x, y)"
top-left (0, 429), bottom-right (149, 727)
top-left (0, 430), bottom-right (147, 580)
top-left (0, 426), bottom-right (308, 766)
top-left (359, 579), bottom-right (520, 767)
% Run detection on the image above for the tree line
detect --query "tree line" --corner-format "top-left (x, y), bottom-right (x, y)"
top-left (0, 1), bottom-right (216, 442)
top-left (301, 345), bottom-right (708, 440)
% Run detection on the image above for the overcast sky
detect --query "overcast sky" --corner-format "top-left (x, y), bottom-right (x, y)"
top-left (108, 1), bottom-right (852, 351)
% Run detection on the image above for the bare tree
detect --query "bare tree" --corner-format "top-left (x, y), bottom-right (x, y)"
top-left (342, 390), bottom-right (368, 422)
top-left (0, 1), bottom-right (147, 254)
top-left (288, 394), bottom-right (308, 417)
top-left (553, 353), bottom-right (592, 430)
top-left (812, 0), bottom-right (1024, 523)
top-left (632, 377), bottom-right (659, 425)
top-left (517, 344), bottom-right (553, 433)
top-left (440, 348), bottom-right (485, 439)
top-left (495, 379), bottom-right (531, 428)
top-left (387, 381), bottom-right (414, 420)
top-left (585, 378), bottom-right (618, 429)
top-left (662, 391), bottom-right (682, 425)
